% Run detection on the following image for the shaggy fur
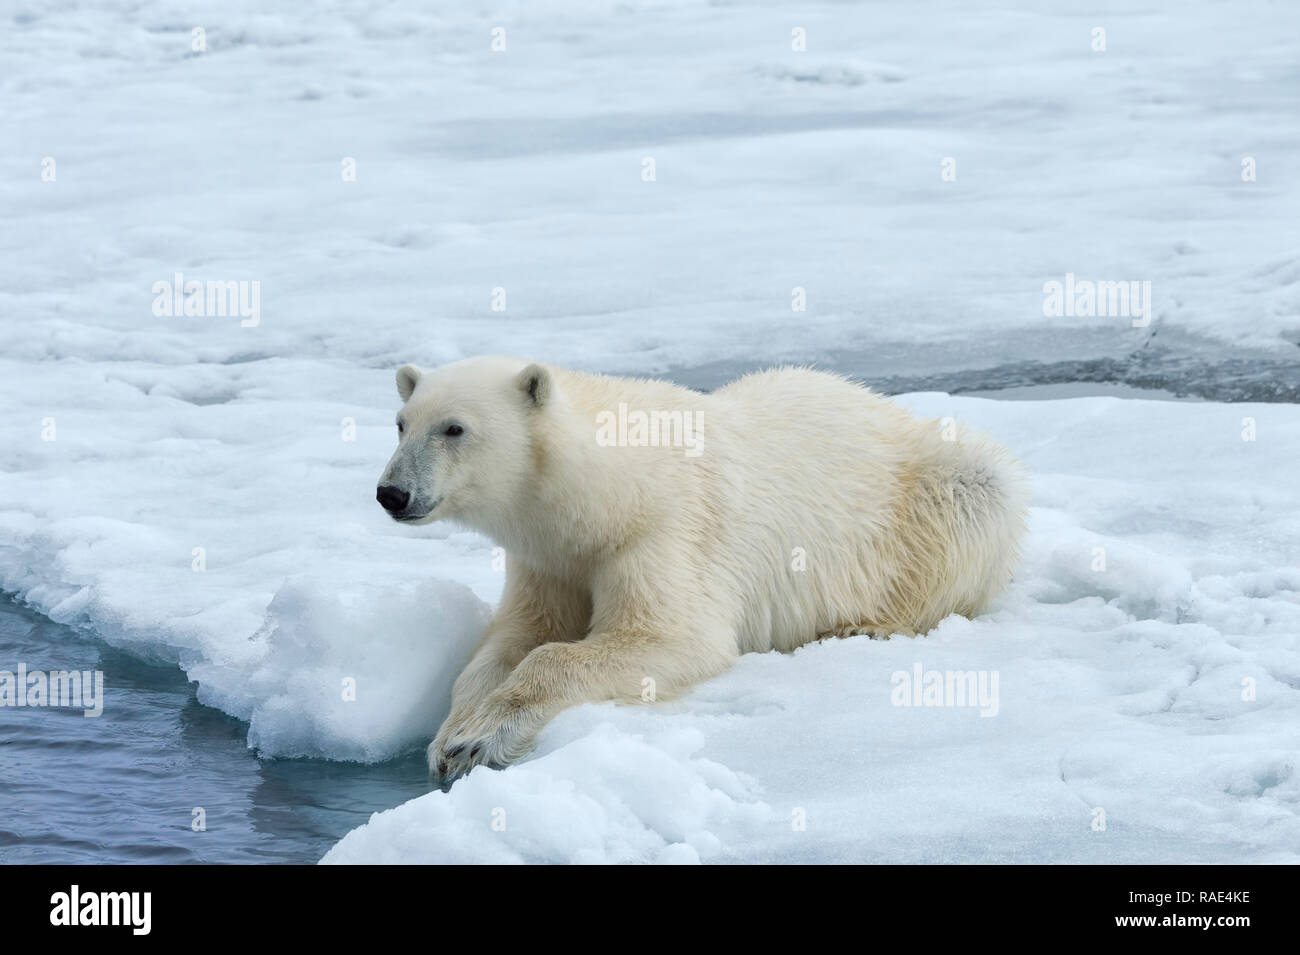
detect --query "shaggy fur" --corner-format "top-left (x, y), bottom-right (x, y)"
top-left (376, 356), bottom-right (1027, 786)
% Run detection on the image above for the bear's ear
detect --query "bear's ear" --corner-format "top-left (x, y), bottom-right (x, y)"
top-left (515, 363), bottom-right (551, 408)
top-left (396, 364), bottom-right (422, 402)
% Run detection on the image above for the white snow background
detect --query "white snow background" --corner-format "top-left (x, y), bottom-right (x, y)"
top-left (2, 0), bottom-right (1298, 862)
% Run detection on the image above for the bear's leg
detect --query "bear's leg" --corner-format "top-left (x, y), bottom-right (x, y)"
top-left (428, 564), bottom-right (589, 782)
top-left (431, 618), bottom-right (737, 785)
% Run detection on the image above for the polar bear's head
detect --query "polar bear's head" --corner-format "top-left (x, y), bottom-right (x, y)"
top-left (376, 356), bottom-right (551, 527)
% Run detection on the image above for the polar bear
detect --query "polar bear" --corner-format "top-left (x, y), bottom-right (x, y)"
top-left (377, 356), bottom-right (1027, 786)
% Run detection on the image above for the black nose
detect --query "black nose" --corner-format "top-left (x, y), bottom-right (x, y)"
top-left (376, 485), bottom-right (410, 512)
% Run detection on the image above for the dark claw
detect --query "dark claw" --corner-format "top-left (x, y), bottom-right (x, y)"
top-left (470, 744), bottom-right (481, 759)
top-left (444, 743), bottom-right (465, 760)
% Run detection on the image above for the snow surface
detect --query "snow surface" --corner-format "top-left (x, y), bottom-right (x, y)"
top-left (322, 394), bottom-right (1300, 864)
top-left (2, 1), bottom-right (1298, 862)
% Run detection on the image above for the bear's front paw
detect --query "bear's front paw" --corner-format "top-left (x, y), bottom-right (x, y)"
top-left (427, 694), bottom-right (538, 789)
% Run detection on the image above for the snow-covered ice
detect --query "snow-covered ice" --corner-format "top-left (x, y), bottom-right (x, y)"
top-left (5, 0), bottom-right (1299, 385)
top-left (322, 395), bottom-right (1300, 863)
top-left (2, 0), bottom-right (1297, 862)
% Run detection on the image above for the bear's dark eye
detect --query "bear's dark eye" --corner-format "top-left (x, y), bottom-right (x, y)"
top-left (444, 424), bottom-right (464, 438)
top-left (396, 420), bottom-right (405, 435)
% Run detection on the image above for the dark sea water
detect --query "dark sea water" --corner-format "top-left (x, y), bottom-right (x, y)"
top-left (658, 327), bottom-right (1298, 402)
top-left (0, 600), bottom-right (430, 864)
